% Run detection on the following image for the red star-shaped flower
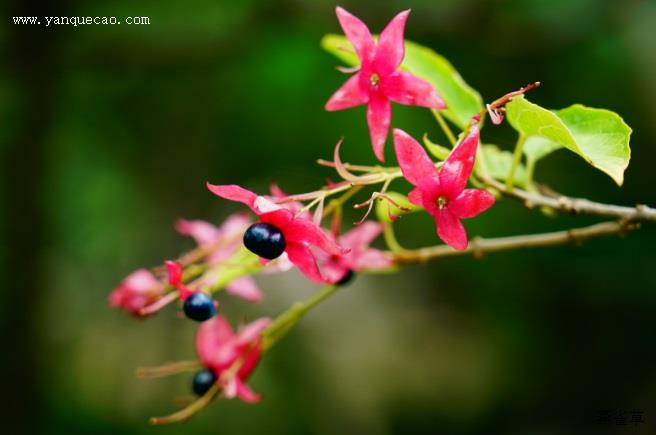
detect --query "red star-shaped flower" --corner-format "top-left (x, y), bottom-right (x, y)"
top-left (206, 184), bottom-right (348, 283)
top-left (326, 7), bottom-right (446, 161)
top-left (393, 127), bottom-right (495, 250)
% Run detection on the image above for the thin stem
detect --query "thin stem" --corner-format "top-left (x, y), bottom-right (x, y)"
top-left (506, 134), bottom-right (526, 191)
top-left (150, 383), bottom-right (221, 425)
top-left (352, 175), bottom-right (397, 223)
top-left (382, 222), bottom-right (404, 252)
top-left (431, 109), bottom-right (457, 146)
top-left (483, 176), bottom-right (656, 223)
top-left (392, 221), bottom-right (638, 264)
top-left (139, 291), bottom-right (179, 316)
top-left (262, 285), bottom-right (340, 351)
top-left (277, 181), bottom-right (354, 203)
top-left (524, 158), bottom-right (536, 188)
top-left (323, 185), bottom-right (363, 219)
top-left (276, 172), bottom-right (401, 211)
top-left (137, 360), bottom-right (202, 379)
top-left (317, 159), bottom-right (388, 173)
top-left (295, 194), bottom-right (325, 218)
top-left (287, 159), bottom-right (446, 216)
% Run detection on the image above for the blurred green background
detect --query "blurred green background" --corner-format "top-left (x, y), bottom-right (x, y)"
top-left (2, 0), bottom-right (656, 434)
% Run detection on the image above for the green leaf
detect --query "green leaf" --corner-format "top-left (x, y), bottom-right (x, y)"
top-left (402, 41), bottom-right (483, 129)
top-left (422, 134), bottom-right (450, 160)
top-left (321, 34), bottom-right (483, 129)
top-left (321, 34), bottom-right (359, 65)
top-left (479, 144), bottom-right (527, 188)
top-left (523, 136), bottom-right (563, 164)
top-left (506, 96), bottom-right (632, 185)
top-left (555, 105), bottom-right (632, 186)
top-left (505, 95), bottom-right (579, 152)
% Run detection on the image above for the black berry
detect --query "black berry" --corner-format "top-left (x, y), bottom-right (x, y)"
top-left (183, 292), bottom-right (216, 322)
top-left (243, 223), bottom-right (286, 259)
top-left (336, 269), bottom-right (355, 286)
top-left (192, 369), bottom-right (216, 396)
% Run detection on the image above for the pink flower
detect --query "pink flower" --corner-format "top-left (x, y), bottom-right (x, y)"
top-left (176, 214), bottom-right (263, 303)
top-left (176, 213), bottom-right (250, 264)
top-left (195, 315), bottom-right (271, 403)
top-left (206, 184), bottom-right (348, 283)
top-left (316, 221), bottom-right (393, 284)
top-left (325, 7), bottom-right (446, 162)
top-left (393, 127), bottom-right (495, 250)
top-left (109, 269), bottom-right (165, 316)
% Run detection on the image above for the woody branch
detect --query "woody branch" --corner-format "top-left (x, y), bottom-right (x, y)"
top-left (392, 220), bottom-right (638, 264)
top-left (482, 177), bottom-right (656, 223)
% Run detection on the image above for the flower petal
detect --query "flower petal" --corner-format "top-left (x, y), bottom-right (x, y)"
top-left (382, 71), bottom-right (446, 108)
top-left (352, 249), bottom-right (393, 270)
top-left (449, 189), bottom-right (496, 219)
top-left (165, 261), bottom-right (183, 286)
top-left (435, 208), bottom-right (468, 250)
top-left (207, 184), bottom-right (258, 211)
top-left (326, 73), bottom-right (369, 111)
top-left (258, 208), bottom-right (294, 231)
top-left (322, 260), bottom-right (350, 284)
top-left (339, 221), bottom-right (383, 249)
top-left (219, 213), bottom-right (251, 238)
top-left (407, 187), bottom-right (424, 207)
top-left (164, 261), bottom-right (193, 299)
top-left (122, 269), bottom-right (160, 292)
top-left (236, 340), bottom-right (264, 380)
top-left (372, 10), bottom-right (410, 75)
top-left (285, 218), bottom-right (345, 255)
top-left (335, 7), bottom-right (375, 62)
top-left (196, 316), bottom-right (235, 368)
top-left (486, 104), bottom-right (504, 125)
top-left (269, 184), bottom-right (287, 199)
top-left (393, 129), bottom-right (440, 191)
top-left (206, 213), bottom-right (252, 263)
top-left (286, 243), bottom-right (326, 283)
top-left (108, 269), bottom-right (163, 315)
top-left (223, 378), bottom-right (238, 399)
top-left (234, 378), bottom-right (262, 403)
top-left (226, 276), bottom-right (263, 303)
top-left (175, 219), bottom-right (222, 247)
top-left (367, 93), bottom-right (392, 162)
top-left (439, 126), bottom-right (479, 199)
top-left (261, 252), bottom-right (294, 273)
top-left (235, 318), bottom-right (271, 347)
top-left (253, 196), bottom-right (282, 214)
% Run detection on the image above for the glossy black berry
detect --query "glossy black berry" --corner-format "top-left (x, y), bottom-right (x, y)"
top-left (336, 269), bottom-right (355, 286)
top-left (243, 223), bottom-right (286, 260)
top-left (183, 292), bottom-right (216, 322)
top-left (192, 369), bottom-right (216, 396)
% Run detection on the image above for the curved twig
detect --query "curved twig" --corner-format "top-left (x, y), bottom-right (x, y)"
top-left (392, 221), bottom-right (638, 264)
top-left (483, 177), bottom-right (656, 223)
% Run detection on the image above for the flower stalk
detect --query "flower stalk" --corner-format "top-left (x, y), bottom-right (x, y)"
top-left (262, 285), bottom-right (340, 351)
top-left (506, 134), bottom-right (527, 191)
top-left (431, 109), bottom-right (457, 146)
